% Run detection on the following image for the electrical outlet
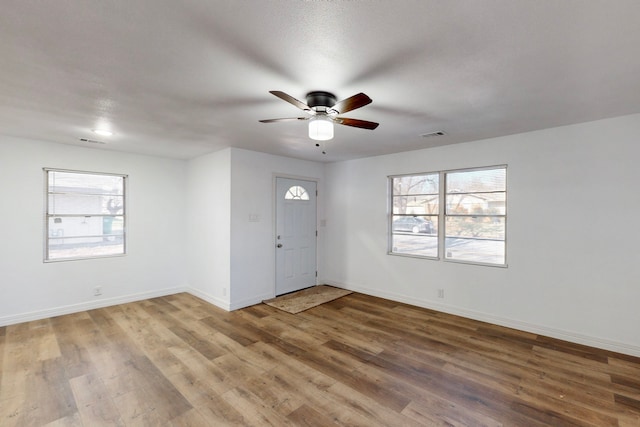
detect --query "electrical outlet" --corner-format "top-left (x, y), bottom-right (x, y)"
top-left (437, 288), bottom-right (444, 299)
top-left (94, 286), bottom-right (102, 296)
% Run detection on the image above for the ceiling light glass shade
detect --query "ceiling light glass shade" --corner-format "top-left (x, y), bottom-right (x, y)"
top-left (308, 116), bottom-right (334, 141)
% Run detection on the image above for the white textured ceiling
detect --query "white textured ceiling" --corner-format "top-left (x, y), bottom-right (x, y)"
top-left (2, 1), bottom-right (640, 162)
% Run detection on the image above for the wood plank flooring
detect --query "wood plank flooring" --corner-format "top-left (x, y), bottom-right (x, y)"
top-left (1, 292), bottom-right (639, 426)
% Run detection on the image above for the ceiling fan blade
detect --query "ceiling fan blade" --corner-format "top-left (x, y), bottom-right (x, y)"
top-left (330, 93), bottom-right (372, 114)
top-left (259, 117), bottom-right (308, 123)
top-left (269, 91), bottom-right (311, 111)
top-left (335, 117), bottom-right (379, 130)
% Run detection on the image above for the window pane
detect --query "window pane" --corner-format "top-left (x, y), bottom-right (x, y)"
top-left (445, 216), bottom-right (505, 264)
top-left (48, 216), bottom-right (123, 238)
top-left (445, 238), bottom-right (505, 265)
top-left (48, 236), bottom-right (125, 261)
top-left (391, 234), bottom-right (438, 258)
top-left (444, 166), bottom-right (506, 266)
top-left (393, 195), bottom-right (439, 215)
top-left (48, 194), bottom-right (124, 215)
top-left (391, 216), bottom-right (438, 257)
top-left (392, 174), bottom-right (439, 195)
top-left (284, 185), bottom-right (309, 200)
top-left (445, 192), bottom-right (506, 215)
top-left (446, 168), bottom-right (507, 193)
top-left (446, 216), bottom-right (505, 240)
top-left (49, 171), bottom-right (123, 194)
top-left (390, 173), bottom-right (440, 258)
top-left (392, 215), bottom-right (437, 235)
top-left (446, 168), bottom-right (505, 193)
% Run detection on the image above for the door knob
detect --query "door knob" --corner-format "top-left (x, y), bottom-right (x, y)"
top-left (277, 243), bottom-right (283, 248)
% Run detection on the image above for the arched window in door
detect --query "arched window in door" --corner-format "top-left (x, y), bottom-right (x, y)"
top-left (284, 185), bottom-right (309, 200)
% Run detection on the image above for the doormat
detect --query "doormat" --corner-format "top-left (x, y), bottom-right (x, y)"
top-left (263, 285), bottom-right (352, 314)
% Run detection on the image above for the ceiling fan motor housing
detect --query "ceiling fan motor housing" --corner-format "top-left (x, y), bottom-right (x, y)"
top-left (259, 90), bottom-right (378, 131)
top-left (306, 91), bottom-right (337, 109)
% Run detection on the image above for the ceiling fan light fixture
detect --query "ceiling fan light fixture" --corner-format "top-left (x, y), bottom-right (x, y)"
top-left (260, 90), bottom-right (378, 141)
top-left (308, 116), bottom-right (333, 141)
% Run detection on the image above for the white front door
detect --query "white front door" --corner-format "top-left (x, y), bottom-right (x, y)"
top-left (275, 177), bottom-right (317, 296)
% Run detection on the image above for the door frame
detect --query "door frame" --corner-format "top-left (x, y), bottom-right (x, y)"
top-left (272, 173), bottom-right (319, 298)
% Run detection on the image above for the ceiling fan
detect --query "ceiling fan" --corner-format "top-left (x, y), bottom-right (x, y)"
top-left (259, 91), bottom-right (379, 141)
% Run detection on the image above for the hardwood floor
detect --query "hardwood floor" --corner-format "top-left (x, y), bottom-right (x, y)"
top-left (1, 292), bottom-right (639, 426)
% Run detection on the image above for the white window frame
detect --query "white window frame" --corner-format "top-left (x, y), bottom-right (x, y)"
top-left (44, 168), bottom-right (127, 262)
top-left (444, 165), bottom-right (507, 267)
top-left (389, 165), bottom-right (507, 267)
top-left (389, 172), bottom-right (440, 260)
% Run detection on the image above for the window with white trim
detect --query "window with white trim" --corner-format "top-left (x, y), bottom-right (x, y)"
top-left (389, 165), bottom-right (507, 266)
top-left (445, 167), bottom-right (506, 265)
top-left (390, 173), bottom-right (439, 258)
top-left (45, 169), bottom-right (126, 261)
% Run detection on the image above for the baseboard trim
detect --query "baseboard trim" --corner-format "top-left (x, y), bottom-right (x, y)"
top-left (6, 280), bottom-right (636, 358)
top-left (186, 288), bottom-right (231, 311)
top-left (323, 280), bottom-right (640, 358)
top-left (229, 292), bottom-right (274, 311)
top-left (185, 288), bottom-right (272, 311)
top-left (0, 286), bottom-right (188, 327)
top-left (1, 286), bottom-right (272, 327)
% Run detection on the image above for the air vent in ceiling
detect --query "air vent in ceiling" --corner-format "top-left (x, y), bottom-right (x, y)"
top-left (421, 131), bottom-right (446, 138)
top-left (80, 138), bottom-right (106, 144)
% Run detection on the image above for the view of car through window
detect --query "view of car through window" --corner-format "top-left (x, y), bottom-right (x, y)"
top-left (392, 216), bottom-right (434, 234)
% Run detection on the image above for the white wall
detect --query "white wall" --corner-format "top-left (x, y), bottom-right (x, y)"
top-left (322, 113), bottom-right (640, 356)
top-left (0, 139), bottom-right (325, 321)
top-left (0, 137), bottom-right (187, 325)
top-left (185, 148), bottom-right (232, 309)
top-left (184, 148), bottom-right (325, 310)
top-left (5, 116), bottom-right (638, 357)
top-left (229, 148), bottom-right (325, 309)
